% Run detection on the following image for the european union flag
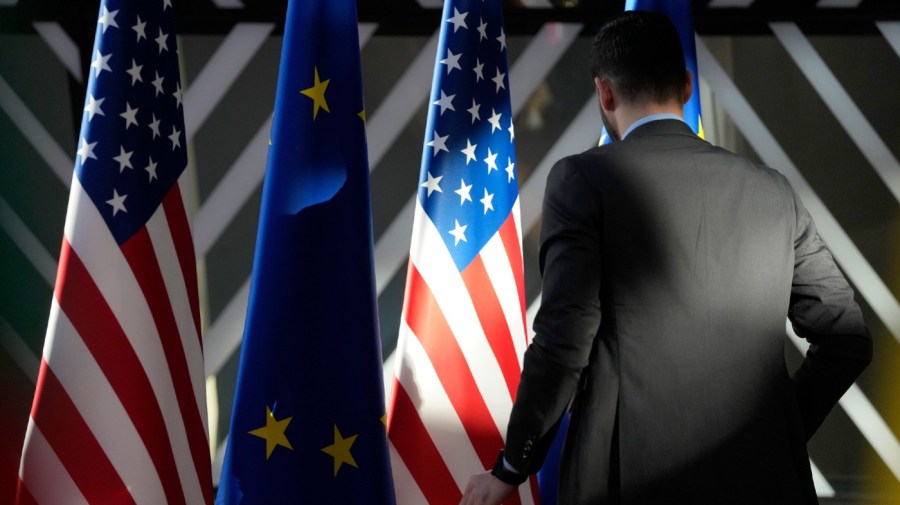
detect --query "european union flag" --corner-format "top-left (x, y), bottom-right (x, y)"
top-left (215, 0), bottom-right (395, 503)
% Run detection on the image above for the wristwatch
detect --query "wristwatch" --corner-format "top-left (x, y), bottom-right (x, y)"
top-left (491, 450), bottom-right (528, 486)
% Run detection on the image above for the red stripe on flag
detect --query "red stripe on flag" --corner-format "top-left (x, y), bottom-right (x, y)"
top-left (529, 475), bottom-right (541, 505)
top-left (14, 479), bottom-right (38, 505)
top-left (162, 184), bottom-right (202, 344)
top-left (30, 361), bottom-right (136, 505)
top-left (498, 214), bottom-right (527, 347)
top-left (55, 240), bottom-right (187, 505)
top-left (403, 265), bottom-right (503, 468)
top-left (460, 255), bottom-right (521, 400)
top-left (499, 212), bottom-right (528, 342)
top-left (120, 228), bottom-right (212, 505)
top-left (388, 380), bottom-right (462, 504)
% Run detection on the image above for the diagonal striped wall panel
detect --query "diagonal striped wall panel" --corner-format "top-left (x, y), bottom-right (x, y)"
top-left (1, 7), bottom-right (899, 502)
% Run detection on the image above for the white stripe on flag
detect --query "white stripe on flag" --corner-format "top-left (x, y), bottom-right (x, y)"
top-left (62, 177), bottom-right (204, 505)
top-left (388, 442), bottom-right (430, 505)
top-left (409, 201), bottom-right (513, 433)
top-left (18, 422), bottom-right (90, 505)
top-left (146, 206), bottom-right (208, 437)
top-left (395, 319), bottom-right (483, 490)
top-left (43, 302), bottom-right (167, 505)
top-left (480, 230), bottom-right (527, 369)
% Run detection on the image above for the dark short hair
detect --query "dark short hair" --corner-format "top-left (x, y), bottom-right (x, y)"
top-left (589, 10), bottom-right (687, 104)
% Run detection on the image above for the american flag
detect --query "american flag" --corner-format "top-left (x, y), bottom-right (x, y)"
top-left (16, 1), bottom-right (212, 504)
top-left (386, 0), bottom-right (537, 503)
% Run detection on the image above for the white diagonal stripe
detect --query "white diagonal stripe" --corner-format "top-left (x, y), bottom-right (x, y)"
top-left (193, 113), bottom-right (271, 258)
top-left (787, 322), bottom-right (900, 482)
top-left (18, 422), bottom-right (89, 505)
top-left (817, 0), bottom-right (863, 7)
top-left (0, 316), bottom-right (40, 383)
top-left (184, 23), bottom-right (274, 139)
top-left (204, 277), bottom-right (250, 377)
top-left (0, 74), bottom-right (72, 187)
top-left (809, 460), bottom-right (836, 497)
top-left (0, 195), bottom-right (57, 286)
top-left (33, 22), bottom-right (83, 83)
top-left (770, 22), bottom-right (900, 205)
top-left (210, 0), bottom-right (243, 7)
top-left (876, 22), bottom-right (900, 61)
top-left (367, 30), bottom-right (440, 171)
top-left (697, 37), bottom-right (900, 344)
top-left (510, 23), bottom-right (581, 113)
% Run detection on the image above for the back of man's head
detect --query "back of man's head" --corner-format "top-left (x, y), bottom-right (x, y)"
top-left (590, 10), bottom-right (687, 105)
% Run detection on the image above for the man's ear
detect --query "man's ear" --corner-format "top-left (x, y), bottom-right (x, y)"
top-left (594, 76), bottom-right (616, 112)
top-left (683, 70), bottom-right (694, 105)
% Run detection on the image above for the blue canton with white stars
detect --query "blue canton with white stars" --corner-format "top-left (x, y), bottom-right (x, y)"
top-left (418, 0), bottom-right (517, 272)
top-left (76, 0), bottom-right (186, 245)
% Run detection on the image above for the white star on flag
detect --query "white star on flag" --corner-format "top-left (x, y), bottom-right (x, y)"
top-left (477, 17), bottom-right (488, 41)
top-left (473, 58), bottom-right (484, 82)
top-left (434, 90), bottom-right (456, 115)
top-left (168, 125), bottom-right (181, 150)
top-left (126, 59), bottom-right (143, 85)
top-left (492, 68), bottom-right (506, 93)
top-left (149, 113), bottom-right (161, 138)
top-left (479, 187), bottom-right (494, 214)
top-left (484, 147), bottom-right (498, 173)
top-left (105, 189), bottom-right (127, 216)
top-left (454, 179), bottom-right (473, 205)
top-left (97, 5), bottom-right (119, 33)
top-left (461, 138), bottom-right (477, 164)
top-left (421, 171), bottom-right (443, 197)
top-left (447, 7), bottom-right (468, 32)
top-left (132, 15), bottom-right (147, 41)
top-left (173, 82), bottom-right (183, 108)
top-left (144, 156), bottom-right (158, 182)
top-left (76, 138), bottom-right (98, 165)
top-left (90, 51), bottom-right (112, 77)
top-left (155, 28), bottom-right (168, 54)
top-left (448, 219), bottom-right (467, 245)
top-left (120, 102), bottom-right (139, 129)
top-left (440, 48), bottom-right (462, 74)
top-left (467, 99), bottom-right (481, 123)
top-left (505, 157), bottom-right (516, 182)
top-left (84, 93), bottom-right (106, 121)
top-left (488, 108), bottom-right (502, 133)
top-left (152, 71), bottom-right (165, 96)
top-left (426, 130), bottom-right (450, 156)
top-left (113, 146), bottom-right (134, 172)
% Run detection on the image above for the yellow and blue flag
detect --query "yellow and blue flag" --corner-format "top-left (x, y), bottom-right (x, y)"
top-left (215, 0), bottom-right (395, 503)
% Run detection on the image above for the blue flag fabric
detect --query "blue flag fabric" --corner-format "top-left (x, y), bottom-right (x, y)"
top-left (215, 1), bottom-right (395, 504)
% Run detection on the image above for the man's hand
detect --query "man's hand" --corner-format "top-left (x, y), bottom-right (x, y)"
top-left (459, 471), bottom-right (516, 505)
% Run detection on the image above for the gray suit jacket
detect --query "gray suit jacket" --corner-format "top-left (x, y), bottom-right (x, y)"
top-left (504, 120), bottom-right (872, 504)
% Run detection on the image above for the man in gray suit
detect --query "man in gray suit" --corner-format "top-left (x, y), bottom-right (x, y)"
top-left (460, 10), bottom-right (872, 505)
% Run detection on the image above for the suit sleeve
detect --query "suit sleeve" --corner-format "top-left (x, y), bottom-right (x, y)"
top-left (504, 157), bottom-right (603, 474)
top-left (788, 187), bottom-right (872, 440)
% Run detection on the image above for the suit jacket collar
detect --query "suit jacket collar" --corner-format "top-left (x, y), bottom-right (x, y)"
top-left (623, 118), bottom-right (697, 141)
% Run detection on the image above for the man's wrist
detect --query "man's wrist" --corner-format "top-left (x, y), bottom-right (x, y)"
top-left (490, 450), bottom-right (528, 486)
